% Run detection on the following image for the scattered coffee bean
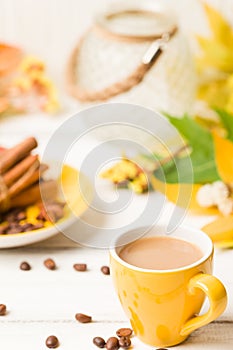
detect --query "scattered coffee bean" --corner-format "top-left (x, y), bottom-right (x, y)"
top-left (73, 263), bottom-right (87, 272)
top-left (119, 337), bottom-right (131, 348)
top-left (101, 265), bottom-right (110, 275)
top-left (45, 335), bottom-right (59, 348)
top-left (156, 349), bottom-right (168, 350)
top-left (75, 313), bottom-right (92, 323)
top-left (44, 258), bottom-right (56, 270)
top-left (93, 336), bottom-right (106, 348)
top-left (0, 304), bottom-right (6, 316)
top-left (106, 337), bottom-right (119, 350)
top-left (20, 262), bottom-right (31, 271)
top-left (116, 328), bottom-right (133, 338)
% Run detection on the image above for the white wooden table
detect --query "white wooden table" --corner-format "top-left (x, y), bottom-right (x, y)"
top-left (0, 1), bottom-right (233, 347)
top-left (0, 107), bottom-right (233, 349)
top-left (0, 230), bottom-right (232, 350)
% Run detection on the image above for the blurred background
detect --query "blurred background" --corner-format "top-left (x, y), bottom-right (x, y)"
top-left (0, 0), bottom-right (231, 95)
top-left (1, 0), bottom-right (233, 144)
top-left (0, 0), bottom-right (230, 78)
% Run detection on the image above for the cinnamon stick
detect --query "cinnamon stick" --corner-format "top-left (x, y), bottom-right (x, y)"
top-left (10, 180), bottom-right (58, 208)
top-left (9, 163), bottom-right (48, 198)
top-left (0, 149), bottom-right (7, 159)
top-left (0, 137), bottom-right (37, 174)
top-left (3, 154), bottom-right (39, 186)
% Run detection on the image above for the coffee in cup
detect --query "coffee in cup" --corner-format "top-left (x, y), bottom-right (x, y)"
top-left (110, 225), bottom-right (227, 347)
top-left (119, 236), bottom-right (203, 270)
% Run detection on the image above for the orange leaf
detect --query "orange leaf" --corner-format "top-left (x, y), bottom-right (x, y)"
top-left (213, 132), bottom-right (233, 183)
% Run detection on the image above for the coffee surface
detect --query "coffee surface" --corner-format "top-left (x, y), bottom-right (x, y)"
top-left (119, 236), bottom-right (203, 270)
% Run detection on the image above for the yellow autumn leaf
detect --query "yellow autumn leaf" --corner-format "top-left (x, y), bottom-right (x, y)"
top-left (213, 132), bottom-right (233, 183)
top-left (225, 74), bottom-right (233, 113)
top-left (196, 36), bottom-right (233, 72)
top-left (204, 3), bottom-right (233, 46)
top-left (60, 164), bottom-right (93, 217)
top-left (196, 4), bottom-right (233, 74)
top-left (197, 79), bottom-right (229, 108)
top-left (150, 176), bottom-right (219, 215)
top-left (202, 215), bottom-right (233, 244)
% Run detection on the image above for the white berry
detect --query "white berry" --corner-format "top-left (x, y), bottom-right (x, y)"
top-left (212, 181), bottom-right (229, 205)
top-left (217, 198), bottom-right (233, 216)
top-left (196, 184), bottom-right (215, 207)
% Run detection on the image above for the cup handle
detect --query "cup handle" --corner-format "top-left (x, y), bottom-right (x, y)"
top-left (180, 273), bottom-right (227, 336)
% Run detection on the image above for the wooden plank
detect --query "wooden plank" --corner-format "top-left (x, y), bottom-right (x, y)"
top-left (0, 322), bottom-right (232, 349)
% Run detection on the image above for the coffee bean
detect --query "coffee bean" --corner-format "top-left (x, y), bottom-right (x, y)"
top-left (106, 337), bottom-right (119, 350)
top-left (0, 304), bottom-right (6, 316)
top-left (45, 203), bottom-right (65, 223)
top-left (116, 328), bottom-right (133, 338)
top-left (0, 224), bottom-right (9, 234)
top-left (36, 212), bottom-right (46, 221)
top-left (7, 222), bottom-right (24, 234)
top-left (45, 335), bottom-right (59, 348)
top-left (32, 223), bottom-right (44, 230)
top-left (20, 223), bottom-right (34, 232)
top-left (9, 222), bottom-right (20, 228)
top-left (93, 336), bottom-right (106, 348)
top-left (17, 211), bottom-right (26, 221)
top-left (20, 262), bottom-right (31, 271)
top-left (73, 263), bottom-right (87, 272)
top-left (101, 265), bottom-right (110, 275)
top-left (156, 349), bottom-right (168, 350)
top-left (5, 213), bottom-right (17, 223)
top-left (44, 258), bottom-right (56, 270)
top-left (75, 313), bottom-right (92, 323)
top-left (119, 337), bottom-right (131, 348)
top-left (0, 226), bottom-right (5, 234)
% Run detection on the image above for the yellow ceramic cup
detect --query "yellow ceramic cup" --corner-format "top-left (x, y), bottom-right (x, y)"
top-left (110, 225), bottom-right (227, 347)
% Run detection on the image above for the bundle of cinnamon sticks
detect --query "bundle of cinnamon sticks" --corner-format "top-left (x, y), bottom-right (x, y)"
top-left (0, 137), bottom-right (58, 212)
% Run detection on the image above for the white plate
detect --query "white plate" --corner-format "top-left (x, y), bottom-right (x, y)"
top-left (0, 214), bottom-right (76, 249)
top-left (0, 165), bottom-right (93, 249)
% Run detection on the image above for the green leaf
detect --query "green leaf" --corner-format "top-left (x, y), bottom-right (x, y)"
top-left (215, 108), bottom-right (233, 141)
top-left (154, 115), bottom-right (220, 184)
